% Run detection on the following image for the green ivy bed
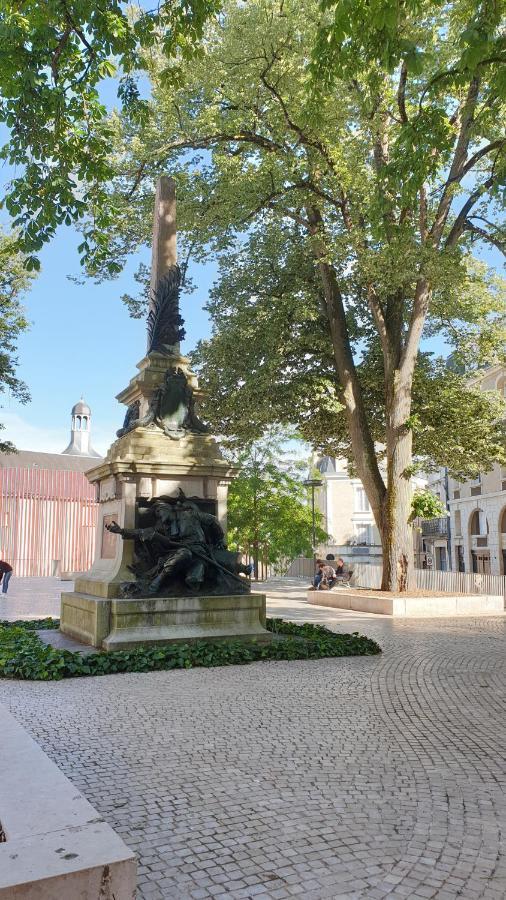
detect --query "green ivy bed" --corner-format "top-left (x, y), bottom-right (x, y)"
top-left (0, 618), bottom-right (381, 681)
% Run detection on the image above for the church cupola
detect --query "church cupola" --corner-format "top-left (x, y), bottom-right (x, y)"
top-left (62, 398), bottom-right (101, 457)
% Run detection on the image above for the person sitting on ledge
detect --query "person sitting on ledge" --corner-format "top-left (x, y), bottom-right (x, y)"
top-left (309, 560), bottom-right (324, 590)
top-left (310, 561), bottom-right (336, 590)
top-left (334, 558), bottom-right (353, 585)
top-left (319, 562), bottom-right (336, 590)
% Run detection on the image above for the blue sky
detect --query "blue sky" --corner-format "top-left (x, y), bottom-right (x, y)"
top-left (1, 223), bottom-right (217, 455)
top-left (0, 73), bottom-right (218, 456)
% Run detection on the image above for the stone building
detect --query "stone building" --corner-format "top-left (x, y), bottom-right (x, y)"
top-left (314, 456), bottom-right (427, 568)
top-left (416, 469), bottom-right (451, 571)
top-left (448, 364), bottom-right (506, 575)
top-left (0, 400), bottom-right (103, 576)
top-left (315, 457), bottom-right (382, 567)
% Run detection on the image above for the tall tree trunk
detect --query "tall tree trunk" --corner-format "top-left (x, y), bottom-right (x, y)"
top-left (380, 389), bottom-right (416, 592)
top-left (307, 207), bottom-right (386, 525)
top-left (379, 279), bottom-right (431, 592)
top-left (307, 207), bottom-right (428, 593)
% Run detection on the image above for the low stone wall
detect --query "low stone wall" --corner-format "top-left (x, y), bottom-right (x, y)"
top-left (0, 703), bottom-right (136, 899)
top-left (308, 589), bottom-right (505, 617)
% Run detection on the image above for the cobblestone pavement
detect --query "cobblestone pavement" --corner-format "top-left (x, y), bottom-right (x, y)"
top-left (1, 578), bottom-right (506, 899)
top-left (0, 575), bottom-right (72, 620)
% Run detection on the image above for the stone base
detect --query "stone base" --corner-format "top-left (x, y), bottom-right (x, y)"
top-left (307, 589), bottom-right (505, 617)
top-left (61, 591), bottom-right (270, 650)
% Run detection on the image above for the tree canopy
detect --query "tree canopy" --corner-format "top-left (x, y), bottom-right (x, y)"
top-left (0, 0), bottom-right (220, 268)
top-left (0, 231), bottom-right (34, 451)
top-left (67, 0), bottom-right (505, 588)
top-left (190, 223), bottom-right (506, 482)
top-left (226, 434), bottom-right (328, 575)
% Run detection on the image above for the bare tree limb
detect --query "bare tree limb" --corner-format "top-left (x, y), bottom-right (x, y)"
top-left (445, 175), bottom-right (495, 248)
top-left (126, 161), bottom-right (147, 199)
top-left (400, 278), bottom-right (431, 378)
top-left (155, 129), bottom-right (287, 158)
top-left (459, 139), bottom-right (505, 179)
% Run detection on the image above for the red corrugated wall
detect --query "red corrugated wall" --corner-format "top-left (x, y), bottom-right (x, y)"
top-left (0, 467), bottom-right (99, 576)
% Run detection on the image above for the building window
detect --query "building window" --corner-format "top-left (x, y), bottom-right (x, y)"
top-left (470, 509), bottom-right (488, 539)
top-left (470, 473), bottom-right (481, 496)
top-left (354, 523), bottom-right (373, 544)
top-left (453, 489), bottom-right (461, 499)
top-left (354, 486), bottom-right (370, 513)
top-left (454, 510), bottom-right (462, 536)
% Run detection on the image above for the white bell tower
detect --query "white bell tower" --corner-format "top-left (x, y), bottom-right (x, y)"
top-left (62, 398), bottom-right (101, 457)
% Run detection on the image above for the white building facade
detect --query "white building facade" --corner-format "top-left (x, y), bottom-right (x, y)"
top-left (316, 457), bottom-right (382, 564)
top-left (314, 457), bottom-right (426, 568)
top-left (448, 364), bottom-right (506, 575)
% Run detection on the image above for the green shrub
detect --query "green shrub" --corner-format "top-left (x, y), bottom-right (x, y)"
top-left (0, 617), bottom-right (381, 681)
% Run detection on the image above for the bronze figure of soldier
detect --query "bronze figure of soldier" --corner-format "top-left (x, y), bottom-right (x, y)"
top-left (106, 496), bottom-right (251, 595)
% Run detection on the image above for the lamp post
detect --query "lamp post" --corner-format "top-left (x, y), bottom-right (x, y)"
top-left (304, 478), bottom-right (323, 570)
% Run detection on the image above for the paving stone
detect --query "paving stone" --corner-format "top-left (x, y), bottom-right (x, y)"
top-left (1, 576), bottom-right (506, 899)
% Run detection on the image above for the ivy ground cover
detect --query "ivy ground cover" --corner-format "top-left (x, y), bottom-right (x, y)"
top-left (0, 618), bottom-right (381, 681)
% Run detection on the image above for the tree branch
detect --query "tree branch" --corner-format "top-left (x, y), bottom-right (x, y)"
top-left (445, 175), bottom-right (495, 248)
top-left (258, 65), bottom-right (343, 183)
top-left (459, 139), bottom-right (505, 180)
top-left (462, 219), bottom-right (506, 255)
top-left (306, 205), bottom-right (386, 514)
top-left (431, 77), bottom-right (480, 244)
top-left (126, 161), bottom-right (147, 199)
top-left (400, 278), bottom-right (431, 379)
top-left (155, 130), bottom-right (287, 158)
top-left (397, 61), bottom-right (409, 125)
top-left (51, 27), bottom-right (72, 84)
top-left (419, 185), bottom-right (428, 242)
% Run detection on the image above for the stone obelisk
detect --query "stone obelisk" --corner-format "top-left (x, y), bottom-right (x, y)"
top-left (59, 176), bottom-right (268, 651)
top-left (149, 176), bottom-right (177, 311)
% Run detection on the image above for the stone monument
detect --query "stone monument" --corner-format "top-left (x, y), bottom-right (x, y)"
top-left (60, 176), bottom-right (269, 650)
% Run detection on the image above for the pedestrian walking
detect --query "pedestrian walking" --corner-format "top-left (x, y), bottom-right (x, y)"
top-left (0, 560), bottom-right (13, 594)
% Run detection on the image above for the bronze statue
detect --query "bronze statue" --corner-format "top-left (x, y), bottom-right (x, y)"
top-left (106, 492), bottom-right (251, 597)
top-left (147, 264), bottom-right (186, 354)
top-left (115, 367), bottom-right (207, 441)
top-left (153, 367), bottom-right (207, 438)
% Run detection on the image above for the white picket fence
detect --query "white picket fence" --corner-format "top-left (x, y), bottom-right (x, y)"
top-left (352, 563), bottom-right (506, 599)
top-left (286, 557), bottom-right (506, 599)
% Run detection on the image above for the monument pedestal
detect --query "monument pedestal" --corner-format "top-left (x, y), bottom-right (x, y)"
top-left (60, 175), bottom-right (266, 651)
top-left (61, 591), bottom-right (269, 650)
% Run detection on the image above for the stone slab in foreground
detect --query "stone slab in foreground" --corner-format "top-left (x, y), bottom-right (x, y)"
top-left (0, 703), bottom-right (136, 899)
top-left (308, 589), bottom-right (505, 616)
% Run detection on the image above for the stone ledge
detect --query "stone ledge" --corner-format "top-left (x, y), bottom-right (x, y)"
top-left (307, 589), bottom-right (505, 617)
top-left (0, 704), bottom-right (136, 899)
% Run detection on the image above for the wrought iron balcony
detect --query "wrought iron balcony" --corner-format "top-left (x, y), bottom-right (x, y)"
top-left (420, 516), bottom-right (448, 536)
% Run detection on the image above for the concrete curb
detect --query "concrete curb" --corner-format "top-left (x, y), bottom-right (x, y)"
top-left (307, 588), bottom-right (505, 616)
top-left (0, 703), bottom-right (136, 899)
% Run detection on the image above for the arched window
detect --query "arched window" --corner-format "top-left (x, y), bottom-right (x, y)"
top-left (470, 509), bottom-right (488, 536)
top-left (81, 416), bottom-right (88, 431)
